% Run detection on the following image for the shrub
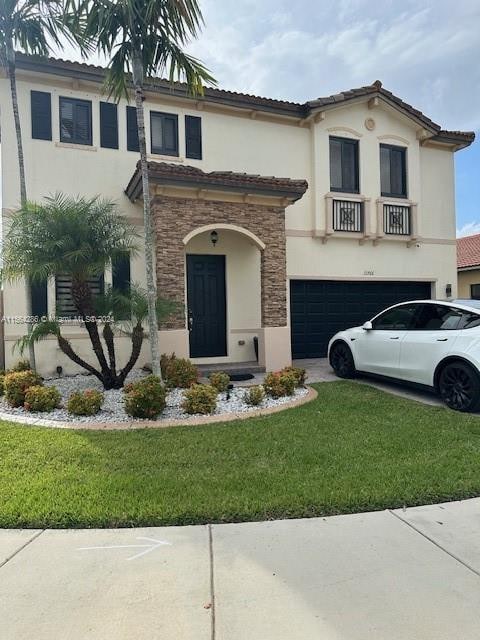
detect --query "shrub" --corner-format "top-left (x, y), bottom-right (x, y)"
top-left (165, 358), bottom-right (198, 388)
top-left (10, 359), bottom-right (31, 372)
top-left (4, 370), bottom-right (43, 408)
top-left (24, 385), bottom-right (61, 412)
top-left (263, 371), bottom-right (296, 398)
top-left (124, 375), bottom-right (166, 419)
top-left (209, 371), bottom-right (230, 392)
top-left (243, 385), bottom-right (265, 406)
top-left (0, 374), bottom-right (4, 397)
top-left (280, 366), bottom-right (307, 387)
top-left (67, 389), bottom-right (104, 416)
top-left (182, 384), bottom-right (218, 415)
top-left (160, 352), bottom-right (176, 379)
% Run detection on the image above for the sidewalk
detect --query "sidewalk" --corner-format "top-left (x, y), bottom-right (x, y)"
top-left (2, 499), bottom-right (480, 639)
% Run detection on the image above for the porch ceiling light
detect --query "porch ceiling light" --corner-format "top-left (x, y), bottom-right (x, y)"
top-left (210, 230), bottom-right (219, 246)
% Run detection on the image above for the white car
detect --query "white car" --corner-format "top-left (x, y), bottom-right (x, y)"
top-left (328, 299), bottom-right (480, 412)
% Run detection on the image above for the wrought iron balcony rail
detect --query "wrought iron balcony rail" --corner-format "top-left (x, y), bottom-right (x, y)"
top-left (383, 203), bottom-right (411, 235)
top-left (332, 199), bottom-right (363, 233)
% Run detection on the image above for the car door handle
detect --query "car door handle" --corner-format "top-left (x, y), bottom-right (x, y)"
top-left (436, 338), bottom-right (448, 342)
top-left (389, 336), bottom-right (400, 340)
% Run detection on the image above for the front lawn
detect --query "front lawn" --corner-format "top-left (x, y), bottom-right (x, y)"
top-left (2, 381), bottom-right (480, 528)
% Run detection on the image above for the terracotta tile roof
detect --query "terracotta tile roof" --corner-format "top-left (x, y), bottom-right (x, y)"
top-left (14, 54), bottom-right (474, 146)
top-left (457, 234), bottom-right (480, 269)
top-left (125, 161), bottom-right (308, 202)
top-left (307, 80), bottom-right (441, 130)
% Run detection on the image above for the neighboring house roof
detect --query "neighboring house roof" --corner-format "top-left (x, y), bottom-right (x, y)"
top-left (125, 161), bottom-right (309, 202)
top-left (457, 234), bottom-right (480, 269)
top-left (14, 53), bottom-right (474, 148)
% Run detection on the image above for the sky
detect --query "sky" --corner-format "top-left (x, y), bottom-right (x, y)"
top-left (62, 0), bottom-right (480, 236)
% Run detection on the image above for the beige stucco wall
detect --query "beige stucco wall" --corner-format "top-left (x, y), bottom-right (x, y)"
top-left (0, 67), bottom-right (460, 373)
top-left (458, 269), bottom-right (480, 298)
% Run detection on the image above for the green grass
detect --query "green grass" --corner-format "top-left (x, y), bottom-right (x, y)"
top-left (2, 381), bottom-right (480, 528)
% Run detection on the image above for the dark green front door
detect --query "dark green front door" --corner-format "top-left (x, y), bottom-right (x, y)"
top-left (187, 254), bottom-right (227, 358)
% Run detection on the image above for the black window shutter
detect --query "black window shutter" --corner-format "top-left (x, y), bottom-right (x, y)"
top-left (126, 106), bottom-right (139, 151)
top-left (112, 252), bottom-right (131, 293)
top-left (100, 102), bottom-right (118, 149)
top-left (31, 91), bottom-right (52, 140)
top-left (31, 280), bottom-right (48, 318)
top-left (185, 115), bottom-right (202, 159)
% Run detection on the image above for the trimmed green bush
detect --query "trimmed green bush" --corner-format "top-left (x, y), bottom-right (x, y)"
top-left (209, 371), bottom-right (230, 392)
top-left (24, 385), bottom-right (61, 412)
top-left (263, 371), bottom-right (296, 398)
top-left (244, 385), bottom-right (266, 406)
top-left (165, 358), bottom-right (198, 388)
top-left (182, 384), bottom-right (218, 415)
top-left (4, 370), bottom-right (43, 408)
top-left (0, 374), bottom-right (5, 397)
top-left (10, 359), bottom-right (32, 372)
top-left (160, 352), bottom-right (176, 379)
top-left (124, 375), bottom-right (166, 419)
top-left (67, 389), bottom-right (104, 416)
top-left (280, 366), bottom-right (307, 387)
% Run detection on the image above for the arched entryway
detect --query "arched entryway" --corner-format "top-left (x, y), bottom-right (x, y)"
top-left (184, 225), bottom-right (264, 363)
top-left (125, 161), bottom-right (308, 370)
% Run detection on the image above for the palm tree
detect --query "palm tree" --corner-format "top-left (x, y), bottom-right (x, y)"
top-left (2, 193), bottom-right (178, 389)
top-left (0, 0), bottom-right (76, 371)
top-left (74, 0), bottom-right (216, 378)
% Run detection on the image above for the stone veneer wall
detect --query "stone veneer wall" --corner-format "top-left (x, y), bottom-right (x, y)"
top-left (152, 196), bottom-right (287, 329)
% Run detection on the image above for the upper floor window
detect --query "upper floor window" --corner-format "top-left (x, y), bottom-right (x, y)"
top-left (380, 144), bottom-right (407, 198)
top-left (329, 136), bottom-right (359, 194)
top-left (60, 97), bottom-right (92, 145)
top-left (150, 111), bottom-right (178, 156)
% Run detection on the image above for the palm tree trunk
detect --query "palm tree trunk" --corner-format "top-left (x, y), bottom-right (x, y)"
top-left (132, 54), bottom-right (162, 380)
top-left (57, 335), bottom-right (106, 384)
top-left (118, 324), bottom-right (144, 385)
top-left (71, 275), bottom-right (115, 388)
top-left (6, 46), bottom-right (36, 371)
top-left (103, 322), bottom-right (117, 373)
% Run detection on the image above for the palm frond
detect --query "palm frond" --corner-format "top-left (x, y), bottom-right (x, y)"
top-left (14, 319), bottom-right (61, 355)
top-left (2, 193), bottom-right (139, 284)
top-left (73, 0), bottom-right (217, 102)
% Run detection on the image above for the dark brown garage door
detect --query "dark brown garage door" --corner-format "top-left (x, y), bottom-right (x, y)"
top-left (290, 280), bottom-right (432, 359)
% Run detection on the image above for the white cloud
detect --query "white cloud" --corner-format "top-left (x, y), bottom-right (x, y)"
top-left (457, 222), bottom-right (480, 237)
top-left (185, 0), bottom-right (480, 132)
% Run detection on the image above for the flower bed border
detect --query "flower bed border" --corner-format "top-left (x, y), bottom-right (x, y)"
top-left (0, 386), bottom-right (318, 431)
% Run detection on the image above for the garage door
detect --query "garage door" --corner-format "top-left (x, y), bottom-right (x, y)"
top-left (290, 280), bottom-right (432, 359)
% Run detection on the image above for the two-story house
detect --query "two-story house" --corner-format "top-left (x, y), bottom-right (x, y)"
top-left (0, 54), bottom-right (474, 376)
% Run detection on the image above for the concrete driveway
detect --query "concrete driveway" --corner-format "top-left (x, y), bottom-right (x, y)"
top-left (297, 357), bottom-right (443, 406)
top-left (2, 499), bottom-right (480, 639)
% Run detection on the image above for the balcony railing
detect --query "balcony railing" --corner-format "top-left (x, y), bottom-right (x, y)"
top-left (383, 203), bottom-right (411, 235)
top-left (333, 199), bottom-right (363, 233)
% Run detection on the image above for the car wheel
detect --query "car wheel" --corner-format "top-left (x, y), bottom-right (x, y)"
top-left (438, 361), bottom-right (480, 412)
top-left (330, 342), bottom-right (356, 379)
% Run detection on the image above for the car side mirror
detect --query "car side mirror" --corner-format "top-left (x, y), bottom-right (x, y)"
top-left (362, 321), bottom-right (373, 331)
